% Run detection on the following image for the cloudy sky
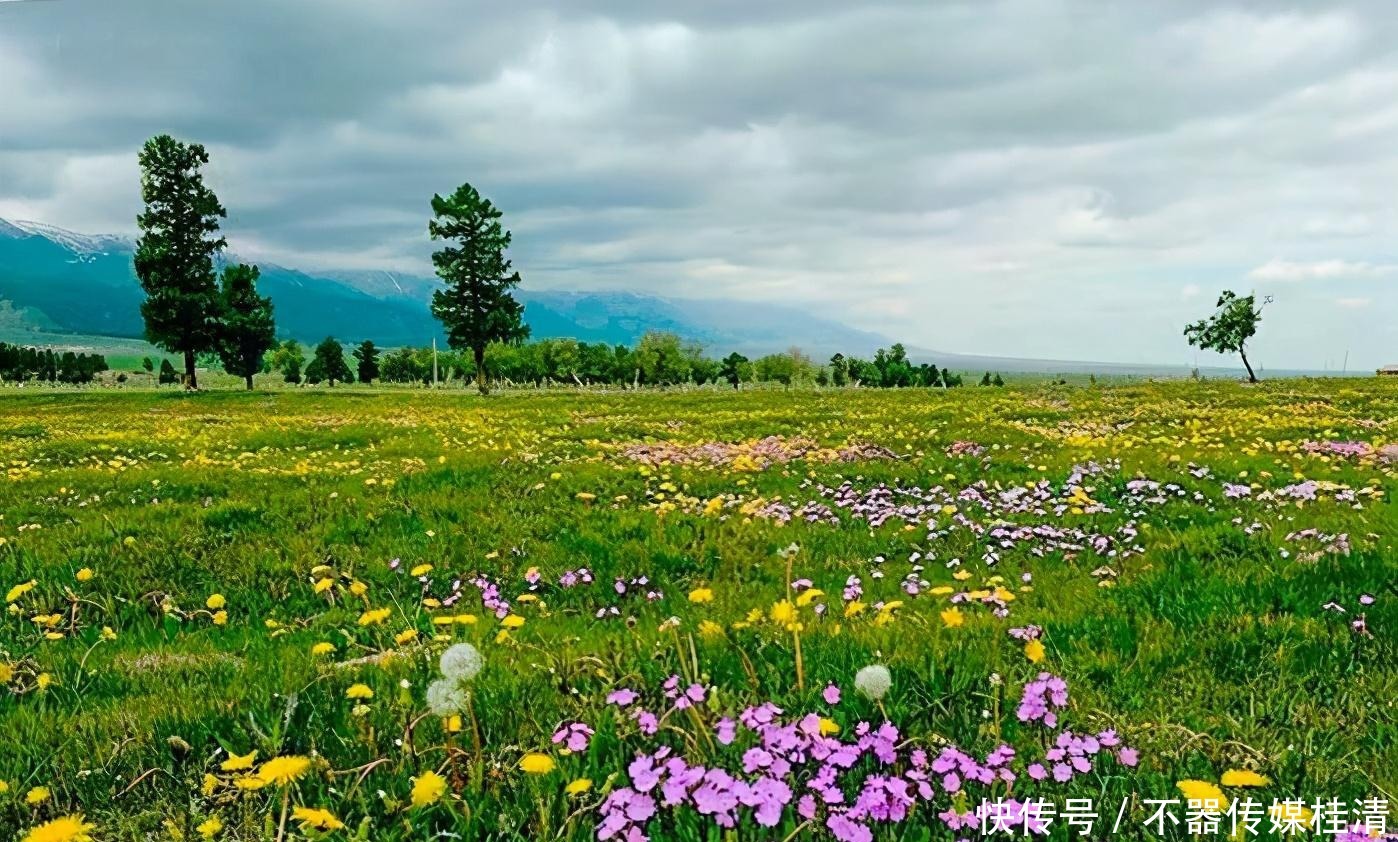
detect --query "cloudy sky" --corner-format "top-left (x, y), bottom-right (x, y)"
top-left (2, 0), bottom-right (1397, 369)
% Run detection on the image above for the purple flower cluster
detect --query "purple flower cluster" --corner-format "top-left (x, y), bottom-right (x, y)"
top-left (553, 721), bottom-right (595, 752)
top-left (1024, 729), bottom-right (1137, 783)
top-left (598, 711), bottom-right (936, 842)
top-left (1016, 672), bottom-right (1070, 728)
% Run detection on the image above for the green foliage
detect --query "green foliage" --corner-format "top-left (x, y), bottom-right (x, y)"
top-left (216, 264), bottom-right (276, 390)
top-left (719, 352), bottom-right (751, 389)
top-left (133, 135), bottom-right (228, 389)
top-left (353, 340), bottom-right (381, 385)
top-left (0, 343), bottom-right (107, 383)
top-left (307, 337), bottom-right (354, 386)
top-left (1185, 290), bottom-right (1268, 382)
top-left (428, 183), bottom-right (529, 393)
top-left (268, 339), bottom-right (305, 384)
top-left (158, 358), bottom-right (178, 384)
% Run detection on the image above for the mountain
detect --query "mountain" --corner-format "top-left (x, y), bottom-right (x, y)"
top-left (0, 218), bottom-right (894, 356)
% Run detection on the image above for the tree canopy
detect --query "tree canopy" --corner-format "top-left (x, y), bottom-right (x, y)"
top-left (133, 135), bottom-right (227, 389)
top-left (428, 183), bottom-right (529, 394)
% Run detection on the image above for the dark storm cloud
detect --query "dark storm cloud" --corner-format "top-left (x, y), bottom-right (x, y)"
top-left (2, 0), bottom-right (1397, 367)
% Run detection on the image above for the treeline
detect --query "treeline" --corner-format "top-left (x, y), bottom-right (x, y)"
top-left (253, 330), bottom-right (1006, 389)
top-left (0, 342), bottom-right (108, 384)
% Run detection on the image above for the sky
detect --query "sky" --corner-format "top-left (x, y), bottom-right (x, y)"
top-left (1, 0), bottom-right (1396, 370)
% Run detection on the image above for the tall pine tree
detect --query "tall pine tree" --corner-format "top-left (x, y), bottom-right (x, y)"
top-left (134, 135), bottom-right (227, 389)
top-left (428, 183), bottom-right (529, 394)
top-left (217, 263), bottom-right (276, 391)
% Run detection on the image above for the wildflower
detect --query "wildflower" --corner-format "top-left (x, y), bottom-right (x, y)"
top-left (357, 607), bottom-right (391, 626)
top-left (688, 587), bottom-right (714, 603)
top-left (425, 679), bottom-right (466, 716)
top-left (854, 665), bottom-right (892, 701)
top-left (201, 774), bottom-right (218, 796)
top-left (410, 770), bottom-right (447, 807)
top-left (221, 750), bottom-right (257, 771)
top-left (940, 607), bottom-right (964, 628)
top-left (26, 786), bottom-right (51, 804)
top-left (310, 642), bottom-right (335, 656)
top-left (6, 580), bottom-right (36, 603)
top-left (819, 717), bottom-right (841, 735)
top-left (1176, 780), bottom-right (1229, 809)
top-left (823, 683), bottom-right (841, 704)
top-left (1220, 769), bottom-right (1269, 787)
top-left (439, 643), bottom-right (483, 682)
top-left (566, 778), bottom-right (593, 796)
top-left (211, 610), bottom-right (227, 626)
top-left (394, 628), bottom-right (419, 645)
top-left (770, 600), bottom-right (797, 626)
top-left (195, 817), bottom-right (222, 839)
top-left (500, 614), bottom-right (525, 629)
top-left (520, 753), bottom-right (556, 774)
top-left (20, 815), bottom-right (95, 842)
top-left (0, 662), bottom-right (12, 684)
top-left (36, 673), bottom-right (52, 690)
top-left (75, 568), bottom-right (94, 583)
top-left (291, 807), bottom-right (344, 831)
top-left (346, 683), bottom-right (373, 700)
top-left (256, 755), bottom-right (313, 786)
top-left (1024, 639), bottom-right (1046, 664)
top-left (205, 594), bottom-right (226, 610)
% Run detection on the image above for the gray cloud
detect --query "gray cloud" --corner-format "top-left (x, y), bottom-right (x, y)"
top-left (2, 0), bottom-right (1397, 368)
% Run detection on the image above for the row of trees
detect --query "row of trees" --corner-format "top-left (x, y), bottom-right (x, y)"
top-left (0, 343), bottom-right (108, 383)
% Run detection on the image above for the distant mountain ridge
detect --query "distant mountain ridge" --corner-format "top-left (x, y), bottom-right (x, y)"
top-left (0, 218), bottom-right (894, 355)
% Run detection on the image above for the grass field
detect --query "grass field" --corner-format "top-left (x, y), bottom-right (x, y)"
top-left (0, 381), bottom-right (1393, 841)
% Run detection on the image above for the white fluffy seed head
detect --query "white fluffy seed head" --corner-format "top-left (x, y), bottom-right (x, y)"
top-left (854, 664), bottom-right (892, 701)
top-left (425, 678), bottom-right (466, 716)
top-left (439, 642), bottom-right (483, 682)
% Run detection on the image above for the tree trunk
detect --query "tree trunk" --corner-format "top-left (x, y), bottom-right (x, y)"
top-left (245, 374), bottom-right (254, 391)
top-left (1239, 347), bottom-right (1258, 383)
top-left (184, 349), bottom-right (197, 390)
top-left (474, 346), bottom-right (488, 395)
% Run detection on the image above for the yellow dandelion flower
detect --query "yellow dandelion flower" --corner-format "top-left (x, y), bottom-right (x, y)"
top-left (211, 610), bottom-right (228, 626)
top-left (220, 750), bottom-right (257, 771)
top-left (35, 673), bottom-right (51, 690)
top-left (410, 769), bottom-right (447, 807)
top-left (519, 753), bottom-right (556, 775)
top-left (6, 580), bottom-right (36, 603)
top-left (500, 614), bottom-right (525, 629)
top-left (232, 776), bottom-right (265, 791)
top-left (1024, 639), bottom-right (1046, 664)
top-left (818, 718), bottom-right (841, 736)
top-left (313, 578), bottom-right (334, 594)
top-left (1221, 769), bottom-right (1270, 787)
top-left (348, 581), bottom-right (368, 597)
top-left (358, 607), bottom-right (391, 626)
top-left (26, 786), bottom-right (50, 805)
top-left (940, 608), bottom-right (965, 628)
top-left (196, 817), bottom-right (222, 839)
top-left (75, 568), bottom-right (94, 583)
top-left (698, 620), bottom-right (725, 639)
top-left (1176, 780), bottom-right (1229, 809)
top-left (346, 683), bottom-right (374, 700)
top-left (687, 587), bottom-right (714, 604)
top-left (795, 589), bottom-right (824, 607)
top-left (565, 778), bottom-right (593, 796)
top-left (769, 600), bottom-right (796, 625)
top-left (410, 564), bottom-right (433, 577)
top-left (0, 662), bottom-right (13, 684)
top-left (201, 773), bottom-right (219, 796)
top-left (205, 594), bottom-right (226, 610)
top-left (311, 642), bottom-right (335, 656)
top-left (394, 629), bottom-right (419, 645)
top-left (257, 755), bottom-right (312, 786)
top-left (843, 600), bottom-right (866, 618)
top-left (291, 807), bottom-right (344, 831)
top-left (20, 815), bottom-right (95, 842)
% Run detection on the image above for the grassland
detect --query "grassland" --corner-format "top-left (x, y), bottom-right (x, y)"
top-left (0, 381), bottom-right (1393, 841)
